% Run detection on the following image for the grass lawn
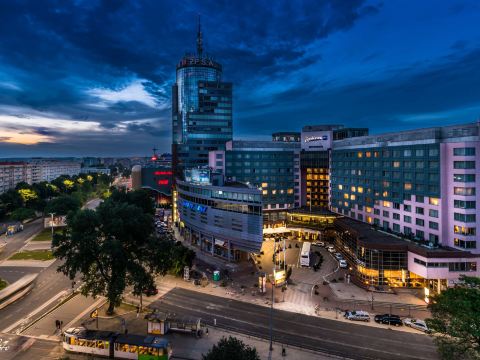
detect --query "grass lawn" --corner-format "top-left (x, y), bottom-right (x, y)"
top-left (0, 278), bottom-right (7, 291)
top-left (31, 228), bottom-right (61, 242)
top-left (9, 249), bottom-right (54, 261)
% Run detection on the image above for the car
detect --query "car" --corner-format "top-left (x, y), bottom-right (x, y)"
top-left (403, 318), bottom-right (430, 332)
top-left (313, 241), bottom-right (325, 247)
top-left (143, 286), bottom-right (158, 297)
top-left (345, 310), bottom-right (370, 322)
top-left (334, 253), bottom-right (343, 260)
top-left (339, 259), bottom-right (348, 268)
top-left (327, 246), bottom-right (335, 253)
top-left (374, 314), bottom-right (402, 326)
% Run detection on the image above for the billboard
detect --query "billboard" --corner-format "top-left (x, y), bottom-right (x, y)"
top-left (184, 168), bottom-right (211, 184)
top-left (44, 215), bottom-right (67, 228)
top-left (301, 130), bottom-right (333, 150)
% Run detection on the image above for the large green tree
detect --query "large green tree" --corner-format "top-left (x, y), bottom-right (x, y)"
top-left (426, 276), bottom-right (480, 360)
top-left (202, 336), bottom-right (260, 360)
top-left (52, 189), bottom-right (178, 314)
top-left (45, 195), bottom-right (81, 215)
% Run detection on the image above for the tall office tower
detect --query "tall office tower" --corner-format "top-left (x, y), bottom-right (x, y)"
top-left (172, 20), bottom-right (233, 180)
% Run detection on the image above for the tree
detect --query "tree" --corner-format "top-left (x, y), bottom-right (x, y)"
top-left (10, 208), bottom-right (36, 221)
top-left (202, 336), bottom-right (260, 360)
top-left (45, 195), bottom-right (81, 215)
top-left (426, 276), bottom-right (480, 360)
top-left (52, 189), bottom-right (170, 314)
top-left (0, 189), bottom-right (23, 213)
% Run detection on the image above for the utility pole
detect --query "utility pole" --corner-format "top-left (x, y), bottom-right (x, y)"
top-left (269, 242), bottom-right (275, 358)
top-left (49, 212), bottom-right (55, 240)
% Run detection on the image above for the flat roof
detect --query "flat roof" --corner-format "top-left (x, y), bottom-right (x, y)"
top-left (115, 334), bottom-right (169, 347)
top-left (64, 328), bottom-right (116, 340)
top-left (335, 217), bottom-right (479, 258)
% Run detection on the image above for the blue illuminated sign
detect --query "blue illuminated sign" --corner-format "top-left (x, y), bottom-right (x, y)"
top-left (182, 200), bottom-right (207, 213)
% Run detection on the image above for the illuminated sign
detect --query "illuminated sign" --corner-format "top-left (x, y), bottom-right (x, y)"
top-left (304, 135), bottom-right (328, 143)
top-left (182, 200), bottom-right (207, 213)
top-left (154, 171), bottom-right (173, 176)
top-left (158, 180), bottom-right (169, 185)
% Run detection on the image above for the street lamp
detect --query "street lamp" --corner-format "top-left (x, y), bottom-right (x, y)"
top-left (48, 212), bottom-right (55, 241)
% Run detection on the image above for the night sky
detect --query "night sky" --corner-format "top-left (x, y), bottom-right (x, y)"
top-left (0, 0), bottom-right (479, 157)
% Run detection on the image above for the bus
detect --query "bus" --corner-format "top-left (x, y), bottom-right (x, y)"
top-left (63, 327), bottom-right (172, 359)
top-left (300, 242), bottom-right (311, 267)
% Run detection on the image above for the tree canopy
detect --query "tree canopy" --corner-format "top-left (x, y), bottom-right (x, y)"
top-left (202, 336), bottom-right (260, 360)
top-left (44, 194), bottom-right (82, 215)
top-left (426, 276), bottom-right (480, 360)
top-left (52, 189), bottom-right (193, 314)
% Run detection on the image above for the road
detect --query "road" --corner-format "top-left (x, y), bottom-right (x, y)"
top-left (151, 288), bottom-right (438, 360)
top-left (0, 219), bottom-right (43, 262)
top-left (0, 266), bottom-right (42, 284)
top-left (82, 198), bottom-right (102, 210)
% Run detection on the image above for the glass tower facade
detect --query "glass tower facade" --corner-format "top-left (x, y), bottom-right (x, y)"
top-left (172, 26), bottom-right (232, 179)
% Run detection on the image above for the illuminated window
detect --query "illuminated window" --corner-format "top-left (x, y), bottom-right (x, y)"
top-left (429, 197), bottom-right (439, 206)
top-left (262, 182), bottom-right (268, 188)
top-left (262, 190), bottom-right (268, 195)
top-left (344, 193), bottom-right (349, 199)
top-left (344, 201), bottom-right (349, 207)
top-left (357, 186), bottom-right (364, 193)
top-left (367, 216), bottom-right (373, 224)
top-left (366, 207), bottom-right (372, 213)
top-left (351, 186), bottom-right (356, 192)
top-left (374, 151), bottom-right (379, 158)
top-left (393, 161), bottom-right (400, 168)
top-left (383, 201), bottom-right (391, 208)
top-left (350, 194), bottom-right (356, 200)
top-left (404, 183), bottom-right (412, 190)
top-left (272, 190), bottom-right (277, 195)
top-left (366, 151), bottom-right (371, 158)
top-left (358, 152), bottom-right (363, 158)
top-left (287, 189), bottom-right (293, 194)
top-left (382, 191), bottom-right (388, 197)
top-left (338, 184), bottom-right (343, 190)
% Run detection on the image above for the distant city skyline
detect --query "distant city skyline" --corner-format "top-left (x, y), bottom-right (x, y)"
top-left (0, 0), bottom-right (480, 157)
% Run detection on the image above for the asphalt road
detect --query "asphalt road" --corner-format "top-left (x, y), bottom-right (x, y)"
top-left (0, 259), bottom-right (73, 332)
top-left (0, 219), bottom-right (43, 262)
top-left (0, 266), bottom-right (42, 284)
top-left (151, 288), bottom-right (438, 360)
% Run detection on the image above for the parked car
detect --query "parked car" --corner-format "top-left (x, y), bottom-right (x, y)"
top-left (346, 310), bottom-right (370, 322)
top-left (403, 318), bottom-right (430, 332)
top-left (339, 259), bottom-right (348, 268)
top-left (334, 253), bottom-right (343, 260)
top-left (374, 314), bottom-right (402, 326)
top-left (313, 241), bottom-right (325, 247)
top-left (327, 246), bottom-right (335, 253)
top-left (143, 286), bottom-right (158, 297)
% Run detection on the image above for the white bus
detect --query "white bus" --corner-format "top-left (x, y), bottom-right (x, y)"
top-left (300, 242), bottom-right (311, 267)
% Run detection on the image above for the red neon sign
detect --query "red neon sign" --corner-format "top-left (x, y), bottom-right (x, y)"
top-left (158, 180), bottom-right (169, 185)
top-left (154, 171), bottom-right (172, 175)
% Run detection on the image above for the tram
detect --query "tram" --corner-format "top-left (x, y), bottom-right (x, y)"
top-left (63, 327), bottom-right (172, 360)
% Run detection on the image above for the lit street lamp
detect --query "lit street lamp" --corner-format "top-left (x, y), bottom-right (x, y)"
top-left (48, 212), bottom-right (55, 241)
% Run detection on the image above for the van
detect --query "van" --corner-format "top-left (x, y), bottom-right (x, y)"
top-left (346, 311), bottom-right (370, 322)
top-left (327, 246), bottom-right (335, 253)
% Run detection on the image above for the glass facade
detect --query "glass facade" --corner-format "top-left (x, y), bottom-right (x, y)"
top-left (331, 143), bottom-right (440, 215)
top-left (172, 52), bottom-right (233, 179)
top-left (300, 151), bottom-right (330, 209)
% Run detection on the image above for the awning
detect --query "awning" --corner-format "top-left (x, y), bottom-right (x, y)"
top-left (215, 239), bottom-right (225, 246)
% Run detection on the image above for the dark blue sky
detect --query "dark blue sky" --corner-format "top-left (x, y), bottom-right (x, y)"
top-left (0, 0), bottom-right (479, 157)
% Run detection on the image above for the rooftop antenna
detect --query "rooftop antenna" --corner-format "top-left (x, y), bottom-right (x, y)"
top-left (196, 14), bottom-right (203, 57)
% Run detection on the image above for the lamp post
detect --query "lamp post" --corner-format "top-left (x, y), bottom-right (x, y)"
top-left (269, 241), bottom-right (275, 358)
top-left (48, 212), bottom-right (55, 240)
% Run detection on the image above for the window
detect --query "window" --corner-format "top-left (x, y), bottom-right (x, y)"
top-left (404, 226), bottom-right (412, 235)
top-left (448, 262), bottom-right (477, 272)
top-left (393, 223), bottom-right (400, 232)
top-left (404, 215), bottom-right (412, 223)
top-left (416, 207), bottom-right (424, 215)
top-left (453, 147), bottom-right (475, 156)
top-left (404, 183), bottom-right (412, 190)
top-left (416, 218), bottom-right (425, 226)
top-left (453, 174), bottom-right (475, 182)
top-left (429, 148), bottom-right (439, 156)
top-left (415, 149), bottom-right (424, 157)
top-left (454, 187), bottom-right (476, 196)
top-left (416, 161), bottom-right (425, 169)
top-left (393, 213), bottom-right (400, 220)
top-left (416, 195), bottom-right (424, 203)
top-left (404, 149), bottom-right (412, 157)
top-left (429, 221), bottom-right (438, 230)
top-left (404, 205), bottom-right (411, 212)
top-left (429, 234), bottom-right (439, 243)
top-left (393, 161), bottom-right (400, 168)
top-left (454, 200), bottom-right (476, 209)
top-left (383, 210), bottom-right (389, 217)
top-left (454, 213), bottom-right (476, 222)
top-left (429, 209), bottom-right (439, 218)
top-left (454, 161), bottom-right (475, 169)
top-left (416, 230), bottom-right (424, 239)
top-left (453, 225), bottom-right (476, 236)
top-left (429, 161), bottom-right (439, 169)
top-left (454, 238), bottom-right (477, 249)
top-left (414, 258), bottom-right (426, 266)
top-left (393, 202), bottom-right (400, 209)
top-left (429, 198), bottom-right (439, 206)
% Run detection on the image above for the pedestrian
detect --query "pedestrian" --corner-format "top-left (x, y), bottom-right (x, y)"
top-left (205, 327), bottom-right (209, 336)
top-left (55, 320), bottom-right (60, 329)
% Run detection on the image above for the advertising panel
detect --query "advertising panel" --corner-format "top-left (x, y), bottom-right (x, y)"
top-left (184, 168), bottom-right (211, 184)
top-left (44, 215), bottom-right (67, 228)
top-left (301, 130), bottom-right (333, 150)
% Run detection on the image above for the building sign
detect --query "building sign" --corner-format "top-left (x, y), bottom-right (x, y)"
top-left (301, 130), bottom-right (333, 150)
top-left (182, 200), bottom-right (207, 213)
top-left (154, 171), bottom-right (173, 176)
top-left (158, 179), bottom-right (169, 185)
top-left (184, 168), bottom-right (211, 184)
